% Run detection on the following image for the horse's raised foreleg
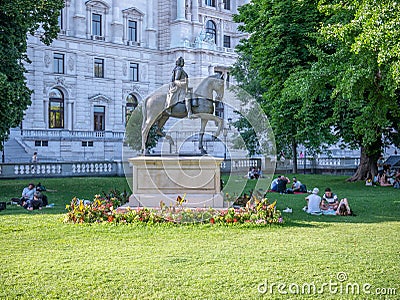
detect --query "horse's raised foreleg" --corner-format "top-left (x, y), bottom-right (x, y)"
top-left (156, 115), bottom-right (174, 146)
top-left (199, 118), bottom-right (208, 155)
top-left (213, 115), bottom-right (224, 137)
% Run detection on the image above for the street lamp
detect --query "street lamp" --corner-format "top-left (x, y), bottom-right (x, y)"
top-left (2, 137), bottom-right (5, 163)
top-left (223, 117), bottom-right (232, 160)
top-left (223, 128), bottom-right (228, 159)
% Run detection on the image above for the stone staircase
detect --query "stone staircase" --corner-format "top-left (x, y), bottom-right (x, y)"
top-left (3, 135), bottom-right (32, 163)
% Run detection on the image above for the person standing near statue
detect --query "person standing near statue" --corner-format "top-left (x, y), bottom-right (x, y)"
top-left (165, 57), bottom-right (192, 118)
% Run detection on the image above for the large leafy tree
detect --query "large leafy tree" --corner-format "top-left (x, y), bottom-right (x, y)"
top-left (0, 0), bottom-right (64, 148)
top-left (298, 0), bottom-right (400, 180)
top-left (232, 0), bottom-right (333, 173)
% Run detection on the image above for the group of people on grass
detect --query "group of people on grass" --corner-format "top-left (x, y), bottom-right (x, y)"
top-left (375, 156), bottom-right (400, 188)
top-left (18, 182), bottom-right (48, 210)
top-left (304, 187), bottom-right (353, 216)
top-left (270, 175), bottom-right (353, 216)
top-left (247, 167), bottom-right (263, 180)
top-left (270, 176), bottom-right (307, 194)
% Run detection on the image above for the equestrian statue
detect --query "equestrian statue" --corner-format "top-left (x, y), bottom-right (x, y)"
top-left (141, 57), bottom-right (225, 154)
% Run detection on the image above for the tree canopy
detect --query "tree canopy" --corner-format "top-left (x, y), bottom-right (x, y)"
top-left (233, 0), bottom-right (400, 179)
top-left (232, 0), bottom-right (334, 172)
top-left (0, 0), bottom-right (64, 147)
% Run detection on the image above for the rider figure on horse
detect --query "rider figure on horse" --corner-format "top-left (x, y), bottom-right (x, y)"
top-left (165, 57), bottom-right (193, 119)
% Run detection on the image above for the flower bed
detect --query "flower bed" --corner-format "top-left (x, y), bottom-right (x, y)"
top-left (64, 193), bottom-right (283, 225)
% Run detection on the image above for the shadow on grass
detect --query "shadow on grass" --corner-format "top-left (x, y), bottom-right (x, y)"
top-left (0, 205), bottom-right (66, 216)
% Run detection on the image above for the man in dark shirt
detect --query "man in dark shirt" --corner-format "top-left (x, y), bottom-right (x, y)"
top-left (277, 176), bottom-right (290, 194)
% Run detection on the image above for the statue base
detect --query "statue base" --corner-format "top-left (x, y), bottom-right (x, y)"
top-left (128, 156), bottom-right (225, 208)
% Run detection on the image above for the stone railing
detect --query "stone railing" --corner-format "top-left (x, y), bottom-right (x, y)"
top-left (220, 158), bottom-right (262, 173)
top-left (276, 157), bottom-right (360, 175)
top-left (22, 130), bottom-right (125, 140)
top-left (0, 156), bottom-right (362, 178)
top-left (0, 161), bottom-right (124, 179)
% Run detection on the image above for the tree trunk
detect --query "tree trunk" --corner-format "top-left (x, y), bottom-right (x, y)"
top-left (347, 146), bottom-right (379, 182)
top-left (291, 139), bottom-right (298, 174)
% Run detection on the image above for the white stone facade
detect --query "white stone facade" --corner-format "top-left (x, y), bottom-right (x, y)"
top-left (11, 0), bottom-right (246, 162)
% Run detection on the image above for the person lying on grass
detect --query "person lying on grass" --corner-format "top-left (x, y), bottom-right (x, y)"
top-left (335, 198), bottom-right (354, 216)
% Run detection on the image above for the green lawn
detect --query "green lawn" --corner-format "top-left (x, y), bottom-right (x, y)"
top-left (0, 175), bottom-right (399, 299)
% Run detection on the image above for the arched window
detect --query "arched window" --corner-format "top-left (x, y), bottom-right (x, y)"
top-left (49, 88), bottom-right (64, 128)
top-left (126, 93), bottom-right (138, 125)
top-left (205, 20), bottom-right (217, 44)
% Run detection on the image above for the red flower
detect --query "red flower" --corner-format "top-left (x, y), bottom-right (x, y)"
top-left (108, 216), bottom-right (114, 222)
top-left (210, 218), bottom-right (215, 224)
top-left (233, 218), bottom-right (238, 223)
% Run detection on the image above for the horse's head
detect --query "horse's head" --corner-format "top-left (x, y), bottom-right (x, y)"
top-left (195, 74), bottom-right (225, 101)
top-left (212, 73), bottom-right (225, 101)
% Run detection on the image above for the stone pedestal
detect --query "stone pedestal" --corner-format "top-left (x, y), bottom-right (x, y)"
top-left (128, 156), bottom-right (224, 208)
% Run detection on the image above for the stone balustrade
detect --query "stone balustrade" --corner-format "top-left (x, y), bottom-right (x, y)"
top-left (0, 161), bottom-right (123, 179)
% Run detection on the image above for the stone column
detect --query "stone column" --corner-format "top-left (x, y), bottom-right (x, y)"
top-left (67, 101), bottom-right (74, 131)
top-left (43, 99), bottom-right (49, 128)
top-left (111, 2), bottom-right (123, 44)
top-left (176, 0), bottom-right (186, 20)
top-left (146, 0), bottom-right (157, 48)
top-left (73, 0), bottom-right (86, 38)
top-left (192, 0), bottom-right (199, 22)
top-left (147, 0), bottom-right (154, 29)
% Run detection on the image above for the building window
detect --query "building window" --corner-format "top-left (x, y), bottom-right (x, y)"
top-left (215, 102), bottom-right (224, 118)
top-left (129, 63), bottom-right (139, 82)
top-left (224, 0), bottom-right (231, 10)
top-left (205, 0), bottom-right (216, 7)
top-left (126, 94), bottom-right (138, 125)
top-left (206, 20), bottom-right (217, 44)
top-left (92, 13), bottom-right (102, 36)
top-left (94, 58), bottom-right (104, 78)
top-left (82, 141), bottom-right (94, 147)
top-left (35, 140), bottom-right (48, 147)
top-left (94, 105), bottom-right (105, 131)
top-left (223, 35), bottom-right (231, 48)
top-left (58, 9), bottom-right (64, 30)
top-left (128, 20), bottom-right (137, 41)
top-left (53, 53), bottom-right (64, 74)
top-left (49, 88), bottom-right (64, 129)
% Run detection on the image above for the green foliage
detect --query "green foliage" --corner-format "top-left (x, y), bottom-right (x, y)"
top-left (0, 0), bottom-right (64, 147)
top-left (125, 105), bottom-right (162, 151)
top-left (233, 0), bottom-right (400, 178)
top-left (232, 0), bottom-right (332, 158)
top-left (312, 0), bottom-right (400, 154)
top-left (230, 111), bottom-right (260, 156)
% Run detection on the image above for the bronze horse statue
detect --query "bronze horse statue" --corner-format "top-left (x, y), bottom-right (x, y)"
top-left (141, 74), bottom-right (225, 154)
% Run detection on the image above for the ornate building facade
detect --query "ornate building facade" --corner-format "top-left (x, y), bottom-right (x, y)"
top-left (5, 0), bottom-right (247, 162)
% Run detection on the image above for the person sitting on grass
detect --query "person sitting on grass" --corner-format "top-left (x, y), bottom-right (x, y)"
top-left (247, 167), bottom-right (256, 179)
top-left (379, 171), bottom-right (393, 187)
top-left (277, 176), bottom-right (290, 194)
top-left (23, 191), bottom-right (43, 210)
top-left (304, 188), bottom-right (322, 214)
top-left (291, 177), bottom-right (307, 193)
top-left (270, 175), bottom-right (281, 192)
top-left (394, 170), bottom-right (400, 189)
top-left (336, 198), bottom-right (354, 216)
top-left (20, 183), bottom-right (35, 206)
top-left (321, 187), bottom-right (339, 210)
